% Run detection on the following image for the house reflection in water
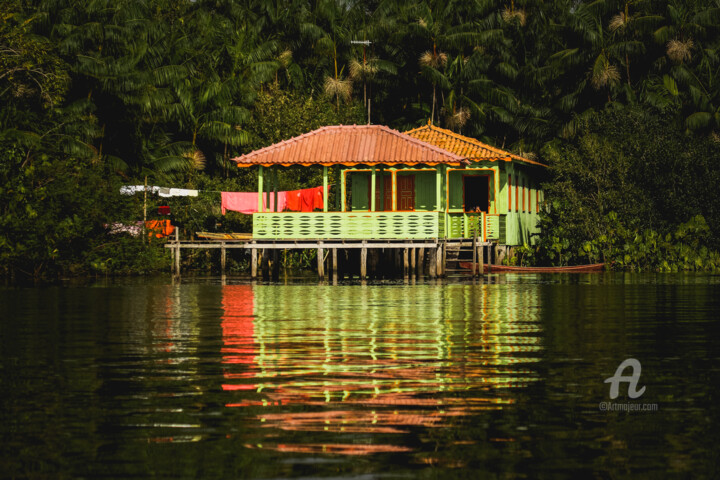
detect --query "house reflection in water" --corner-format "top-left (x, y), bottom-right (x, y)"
top-left (221, 283), bottom-right (543, 455)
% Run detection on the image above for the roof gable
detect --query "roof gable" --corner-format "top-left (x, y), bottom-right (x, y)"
top-left (404, 124), bottom-right (546, 167)
top-left (231, 125), bottom-right (468, 167)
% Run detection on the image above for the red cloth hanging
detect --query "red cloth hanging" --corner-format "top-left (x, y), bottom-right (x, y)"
top-left (158, 206), bottom-right (171, 215)
top-left (286, 190), bottom-right (303, 211)
top-left (300, 188), bottom-right (316, 212)
top-left (282, 186), bottom-right (330, 212)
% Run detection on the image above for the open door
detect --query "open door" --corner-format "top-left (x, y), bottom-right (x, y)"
top-left (464, 176), bottom-right (489, 212)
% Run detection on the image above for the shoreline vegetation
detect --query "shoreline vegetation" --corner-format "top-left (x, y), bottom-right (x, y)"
top-left (2, 1), bottom-right (720, 282)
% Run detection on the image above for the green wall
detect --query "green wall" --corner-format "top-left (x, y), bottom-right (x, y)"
top-left (345, 163), bottom-right (545, 244)
top-left (349, 169), bottom-right (439, 211)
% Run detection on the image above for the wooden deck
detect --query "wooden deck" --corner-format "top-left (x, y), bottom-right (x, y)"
top-left (164, 231), bottom-right (505, 281)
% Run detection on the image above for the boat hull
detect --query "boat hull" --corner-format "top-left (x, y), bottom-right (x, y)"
top-left (458, 262), bottom-right (605, 273)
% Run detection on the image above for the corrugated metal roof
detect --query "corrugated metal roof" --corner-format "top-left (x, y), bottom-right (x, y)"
top-left (231, 125), bottom-right (468, 167)
top-left (404, 124), bottom-right (546, 167)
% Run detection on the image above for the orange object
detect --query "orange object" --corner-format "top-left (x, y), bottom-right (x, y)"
top-left (145, 219), bottom-right (174, 238)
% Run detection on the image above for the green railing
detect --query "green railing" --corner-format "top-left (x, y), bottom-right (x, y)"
top-left (253, 211), bottom-right (443, 240)
top-left (447, 212), bottom-right (503, 240)
top-left (485, 214), bottom-right (501, 240)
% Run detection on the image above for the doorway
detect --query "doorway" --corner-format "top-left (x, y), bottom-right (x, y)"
top-left (464, 175), bottom-right (489, 212)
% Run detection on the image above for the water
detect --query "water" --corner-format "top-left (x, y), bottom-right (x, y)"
top-left (1, 275), bottom-right (719, 479)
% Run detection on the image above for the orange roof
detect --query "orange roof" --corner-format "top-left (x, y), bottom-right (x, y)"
top-left (404, 124), bottom-right (546, 167)
top-left (231, 125), bottom-right (468, 168)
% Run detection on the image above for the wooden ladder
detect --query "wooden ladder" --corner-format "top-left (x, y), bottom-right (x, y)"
top-left (444, 238), bottom-right (478, 277)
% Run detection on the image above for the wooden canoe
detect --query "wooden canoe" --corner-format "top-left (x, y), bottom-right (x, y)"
top-left (458, 262), bottom-right (605, 273)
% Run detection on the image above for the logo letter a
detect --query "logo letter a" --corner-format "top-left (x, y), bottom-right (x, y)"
top-left (604, 358), bottom-right (646, 399)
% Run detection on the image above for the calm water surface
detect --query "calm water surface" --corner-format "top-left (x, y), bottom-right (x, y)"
top-left (1, 275), bottom-right (719, 479)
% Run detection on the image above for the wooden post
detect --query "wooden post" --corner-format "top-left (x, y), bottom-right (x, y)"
top-left (332, 248), bottom-right (337, 281)
top-left (418, 247), bottom-right (425, 277)
top-left (323, 166), bottom-right (328, 212)
top-left (317, 244), bottom-right (324, 280)
top-left (403, 248), bottom-right (409, 277)
top-left (410, 247), bottom-right (416, 276)
top-left (143, 176), bottom-right (148, 223)
top-left (472, 232), bottom-right (477, 277)
top-left (261, 249), bottom-right (270, 280)
top-left (220, 242), bottom-right (226, 276)
top-left (174, 229), bottom-right (180, 277)
top-left (438, 243), bottom-right (444, 277)
top-left (478, 243), bottom-right (484, 275)
top-left (487, 245), bottom-right (493, 273)
top-left (272, 249), bottom-right (279, 281)
top-left (251, 246), bottom-right (258, 279)
top-left (361, 242), bottom-right (367, 280)
top-left (429, 248), bottom-right (437, 278)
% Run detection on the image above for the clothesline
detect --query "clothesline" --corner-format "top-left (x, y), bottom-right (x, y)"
top-left (221, 186), bottom-right (330, 215)
top-left (119, 185), bottom-right (334, 197)
top-left (120, 185), bottom-right (198, 197)
top-left (120, 184), bottom-right (332, 215)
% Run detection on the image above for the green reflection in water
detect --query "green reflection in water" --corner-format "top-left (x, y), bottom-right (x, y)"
top-left (220, 283), bottom-right (544, 454)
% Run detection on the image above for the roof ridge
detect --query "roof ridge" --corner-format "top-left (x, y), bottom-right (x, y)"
top-left (373, 124), bottom-right (464, 160)
top-left (233, 124), bottom-right (465, 163)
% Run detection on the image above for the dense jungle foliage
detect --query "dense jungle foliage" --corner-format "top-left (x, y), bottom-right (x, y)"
top-left (1, 0), bottom-right (719, 279)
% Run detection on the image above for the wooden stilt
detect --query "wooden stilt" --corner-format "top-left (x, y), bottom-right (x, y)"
top-left (429, 248), bottom-right (437, 278)
top-left (272, 249), bottom-right (279, 281)
top-left (332, 248), bottom-right (338, 282)
top-left (403, 248), bottom-right (409, 278)
top-left (220, 242), bottom-right (226, 276)
top-left (410, 247), bottom-right (416, 276)
top-left (478, 243), bottom-right (484, 275)
top-left (261, 249), bottom-right (270, 280)
top-left (360, 243), bottom-right (367, 280)
top-left (488, 245), bottom-right (493, 273)
top-left (418, 247), bottom-right (425, 277)
top-left (436, 245), bottom-right (443, 277)
top-left (472, 232), bottom-right (477, 277)
top-left (441, 242), bottom-right (446, 277)
top-left (317, 244), bottom-right (325, 280)
top-left (174, 229), bottom-right (180, 277)
top-left (251, 247), bottom-right (258, 279)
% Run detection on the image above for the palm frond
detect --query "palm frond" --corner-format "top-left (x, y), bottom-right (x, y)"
top-left (323, 76), bottom-right (352, 102)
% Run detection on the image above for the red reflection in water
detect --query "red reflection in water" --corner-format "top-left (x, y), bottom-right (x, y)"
top-left (221, 285), bottom-right (256, 391)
